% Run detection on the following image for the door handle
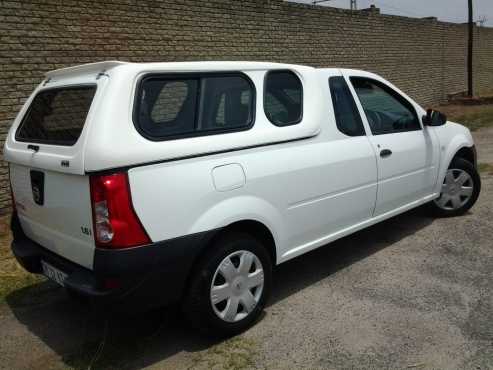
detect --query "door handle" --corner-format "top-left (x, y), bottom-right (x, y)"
top-left (380, 149), bottom-right (392, 158)
top-left (27, 144), bottom-right (40, 152)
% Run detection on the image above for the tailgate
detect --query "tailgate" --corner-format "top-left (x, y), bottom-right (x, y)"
top-left (5, 81), bottom-right (103, 270)
top-left (10, 164), bottom-right (95, 269)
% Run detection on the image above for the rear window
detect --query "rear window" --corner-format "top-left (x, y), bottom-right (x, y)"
top-left (16, 86), bottom-right (96, 146)
top-left (135, 73), bottom-right (255, 140)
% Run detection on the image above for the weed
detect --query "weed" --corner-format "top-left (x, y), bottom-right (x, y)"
top-left (440, 104), bottom-right (493, 131)
top-left (190, 336), bottom-right (258, 370)
top-left (478, 163), bottom-right (493, 176)
top-left (0, 214), bottom-right (45, 302)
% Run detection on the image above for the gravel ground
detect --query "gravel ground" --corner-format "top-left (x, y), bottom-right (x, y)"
top-left (0, 129), bottom-right (492, 370)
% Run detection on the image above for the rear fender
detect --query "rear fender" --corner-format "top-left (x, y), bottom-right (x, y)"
top-left (189, 195), bottom-right (282, 263)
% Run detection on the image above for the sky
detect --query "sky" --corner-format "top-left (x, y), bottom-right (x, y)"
top-left (289, 0), bottom-right (493, 27)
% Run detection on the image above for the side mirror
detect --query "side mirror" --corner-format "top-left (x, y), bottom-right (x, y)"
top-left (423, 109), bottom-right (447, 126)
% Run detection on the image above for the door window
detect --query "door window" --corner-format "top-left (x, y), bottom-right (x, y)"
top-left (350, 77), bottom-right (420, 135)
top-left (329, 77), bottom-right (365, 136)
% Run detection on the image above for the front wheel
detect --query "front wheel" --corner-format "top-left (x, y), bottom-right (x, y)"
top-left (182, 232), bottom-right (272, 337)
top-left (429, 157), bottom-right (481, 217)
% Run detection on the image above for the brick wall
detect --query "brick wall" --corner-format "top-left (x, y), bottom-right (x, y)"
top-left (1, 0), bottom-right (493, 212)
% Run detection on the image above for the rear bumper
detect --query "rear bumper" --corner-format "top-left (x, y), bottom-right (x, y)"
top-left (11, 212), bottom-right (217, 311)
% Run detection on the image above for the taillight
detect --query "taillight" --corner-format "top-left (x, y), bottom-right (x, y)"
top-left (89, 172), bottom-right (150, 249)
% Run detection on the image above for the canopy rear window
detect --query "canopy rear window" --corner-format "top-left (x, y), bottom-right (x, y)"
top-left (16, 86), bottom-right (96, 146)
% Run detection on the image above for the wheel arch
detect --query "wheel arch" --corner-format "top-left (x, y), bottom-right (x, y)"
top-left (188, 195), bottom-right (282, 261)
top-left (192, 219), bottom-right (278, 272)
top-left (452, 146), bottom-right (477, 168)
top-left (435, 128), bottom-right (476, 194)
top-left (213, 219), bottom-right (277, 264)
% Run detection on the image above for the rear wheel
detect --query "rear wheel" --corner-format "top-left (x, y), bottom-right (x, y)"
top-left (182, 232), bottom-right (272, 337)
top-left (430, 157), bottom-right (481, 217)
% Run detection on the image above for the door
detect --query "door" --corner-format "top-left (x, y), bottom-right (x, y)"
top-left (284, 73), bottom-right (378, 256)
top-left (345, 74), bottom-right (439, 216)
top-left (258, 71), bottom-right (378, 261)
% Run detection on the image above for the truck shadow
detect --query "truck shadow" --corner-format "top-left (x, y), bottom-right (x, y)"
top-left (6, 207), bottom-right (434, 369)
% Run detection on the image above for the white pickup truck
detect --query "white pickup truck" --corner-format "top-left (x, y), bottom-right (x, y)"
top-left (4, 61), bottom-right (480, 336)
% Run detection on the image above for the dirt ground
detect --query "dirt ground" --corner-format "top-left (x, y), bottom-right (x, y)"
top-left (0, 112), bottom-right (492, 370)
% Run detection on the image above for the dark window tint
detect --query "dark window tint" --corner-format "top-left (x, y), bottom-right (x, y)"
top-left (16, 86), bottom-right (96, 146)
top-left (350, 77), bottom-right (420, 135)
top-left (199, 76), bottom-right (254, 130)
top-left (136, 74), bottom-right (254, 139)
top-left (264, 71), bottom-right (302, 126)
top-left (150, 80), bottom-right (192, 124)
top-left (138, 78), bottom-right (198, 137)
top-left (329, 77), bottom-right (365, 136)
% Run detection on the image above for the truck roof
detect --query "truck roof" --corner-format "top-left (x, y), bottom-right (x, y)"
top-left (45, 61), bottom-right (316, 79)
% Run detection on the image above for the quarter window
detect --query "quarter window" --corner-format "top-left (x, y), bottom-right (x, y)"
top-left (350, 77), bottom-right (421, 135)
top-left (135, 74), bottom-right (255, 140)
top-left (329, 77), bottom-right (365, 136)
top-left (264, 71), bottom-right (302, 126)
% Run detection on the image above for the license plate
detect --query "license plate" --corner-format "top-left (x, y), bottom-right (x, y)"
top-left (41, 261), bottom-right (67, 286)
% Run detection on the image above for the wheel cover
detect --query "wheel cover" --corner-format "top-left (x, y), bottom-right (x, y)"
top-left (210, 250), bottom-right (264, 323)
top-left (434, 168), bottom-right (474, 211)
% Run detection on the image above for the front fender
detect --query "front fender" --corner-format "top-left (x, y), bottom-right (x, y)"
top-left (434, 122), bottom-right (475, 194)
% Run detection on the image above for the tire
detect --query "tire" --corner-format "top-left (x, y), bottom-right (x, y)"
top-left (182, 231), bottom-right (272, 337)
top-left (65, 288), bottom-right (89, 304)
top-left (429, 157), bottom-right (481, 217)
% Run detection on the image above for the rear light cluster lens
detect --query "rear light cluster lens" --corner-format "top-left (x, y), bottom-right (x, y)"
top-left (90, 173), bottom-right (150, 249)
top-left (94, 200), bottom-right (113, 242)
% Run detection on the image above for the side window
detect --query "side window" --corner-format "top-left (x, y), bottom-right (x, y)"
top-left (329, 77), bottom-right (365, 136)
top-left (350, 77), bottom-right (421, 135)
top-left (135, 74), bottom-right (254, 139)
top-left (199, 76), bottom-right (254, 130)
top-left (150, 81), bottom-right (190, 123)
top-left (264, 70), bottom-right (302, 126)
top-left (264, 93), bottom-right (288, 124)
top-left (138, 78), bottom-right (198, 137)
